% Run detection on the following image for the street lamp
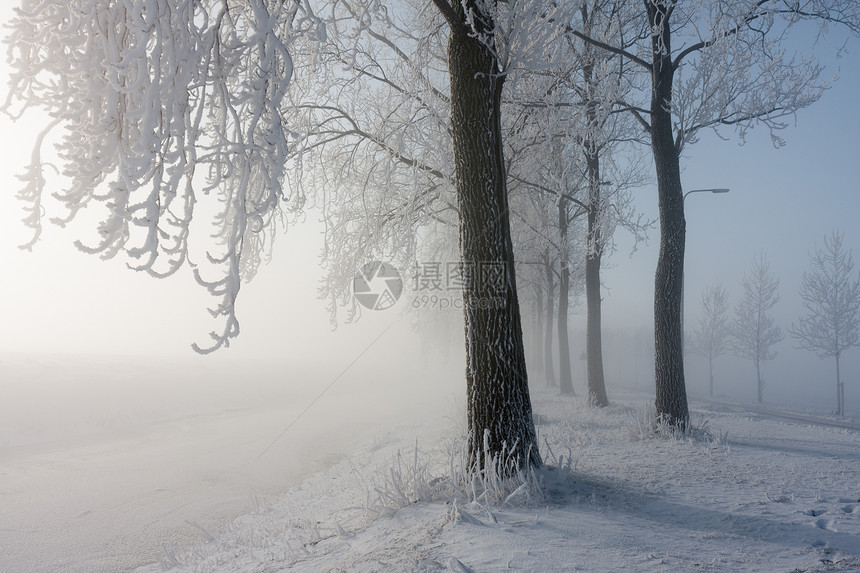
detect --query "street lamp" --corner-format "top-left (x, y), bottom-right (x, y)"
top-left (684, 188), bottom-right (730, 200)
top-left (682, 188), bottom-right (730, 360)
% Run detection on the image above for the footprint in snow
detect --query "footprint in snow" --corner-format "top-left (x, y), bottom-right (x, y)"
top-left (446, 557), bottom-right (474, 572)
top-left (841, 504), bottom-right (858, 514)
top-left (815, 518), bottom-right (836, 531)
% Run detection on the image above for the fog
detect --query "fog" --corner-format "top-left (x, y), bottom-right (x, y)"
top-left (1, 4), bottom-right (859, 570)
top-left (0, 326), bottom-right (466, 571)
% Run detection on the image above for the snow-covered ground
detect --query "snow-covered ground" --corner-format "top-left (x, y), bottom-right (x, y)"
top-left (3, 352), bottom-right (860, 572)
top-left (131, 389), bottom-right (860, 572)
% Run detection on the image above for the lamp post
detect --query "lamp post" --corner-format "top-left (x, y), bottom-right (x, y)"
top-left (682, 188), bottom-right (730, 358)
top-left (684, 188), bottom-right (730, 200)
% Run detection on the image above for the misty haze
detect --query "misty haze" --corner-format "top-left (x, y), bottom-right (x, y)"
top-left (1, 1), bottom-right (859, 572)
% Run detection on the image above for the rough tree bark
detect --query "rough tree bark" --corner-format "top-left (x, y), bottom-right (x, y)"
top-left (433, 0), bottom-right (542, 471)
top-left (648, 0), bottom-right (689, 428)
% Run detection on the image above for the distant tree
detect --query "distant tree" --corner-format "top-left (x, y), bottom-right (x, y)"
top-left (690, 282), bottom-right (731, 397)
top-left (505, 5), bottom-right (651, 402)
top-left (543, 249), bottom-right (558, 386)
top-left (733, 253), bottom-right (784, 403)
top-left (789, 231), bottom-right (860, 416)
top-left (566, 0), bottom-right (648, 406)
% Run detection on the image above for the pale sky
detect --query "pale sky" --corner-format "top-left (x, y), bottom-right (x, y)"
top-left (0, 5), bottom-right (858, 394)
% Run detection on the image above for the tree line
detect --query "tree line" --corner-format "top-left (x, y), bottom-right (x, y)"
top-left (690, 231), bottom-right (860, 416)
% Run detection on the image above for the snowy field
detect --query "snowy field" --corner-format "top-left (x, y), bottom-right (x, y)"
top-left (0, 350), bottom-right (462, 573)
top-left (2, 353), bottom-right (860, 572)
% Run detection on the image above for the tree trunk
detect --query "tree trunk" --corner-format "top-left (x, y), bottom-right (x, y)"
top-left (836, 351), bottom-right (843, 416)
top-left (447, 23), bottom-right (541, 472)
top-left (756, 358), bottom-right (763, 403)
top-left (584, 137), bottom-right (608, 406)
top-left (534, 284), bottom-right (545, 375)
top-left (585, 251), bottom-right (607, 406)
top-left (708, 352), bottom-right (714, 397)
top-left (648, 0), bottom-right (689, 428)
top-left (558, 199), bottom-right (574, 395)
top-left (544, 251), bottom-right (557, 386)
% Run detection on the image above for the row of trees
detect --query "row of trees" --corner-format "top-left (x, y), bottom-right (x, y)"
top-left (690, 232), bottom-right (860, 415)
top-left (5, 0), bottom-right (859, 473)
top-left (275, 0), bottom-right (647, 410)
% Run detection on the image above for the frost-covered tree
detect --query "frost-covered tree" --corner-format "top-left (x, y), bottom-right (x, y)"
top-left (6, 0), bottom-right (579, 474)
top-left (506, 191), bottom-right (555, 383)
top-left (573, 0), bottom-right (860, 427)
top-left (428, 0), bottom-right (573, 471)
top-left (566, 0), bottom-right (649, 406)
top-left (506, 173), bottom-right (566, 389)
top-left (276, 2), bottom-right (455, 326)
top-left (733, 253), bottom-right (783, 404)
top-left (506, 106), bottom-right (588, 396)
top-left (789, 231), bottom-right (860, 416)
top-left (541, 247), bottom-right (559, 386)
top-left (505, 6), bottom-right (651, 402)
top-left (287, 0), bottom-right (570, 470)
top-left (4, 0), bottom-right (316, 353)
top-left (690, 282), bottom-right (730, 397)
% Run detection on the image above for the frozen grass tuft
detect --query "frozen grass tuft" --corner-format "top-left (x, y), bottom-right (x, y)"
top-left (358, 431), bottom-right (546, 525)
top-left (357, 438), bottom-right (443, 518)
top-left (452, 435), bottom-right (544, 508)
top-left (626, 403), bottom-right (727, 446)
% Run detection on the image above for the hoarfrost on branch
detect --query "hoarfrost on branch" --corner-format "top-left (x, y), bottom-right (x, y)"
top-left (4, 0), bottom-right (322, 352)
